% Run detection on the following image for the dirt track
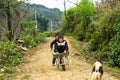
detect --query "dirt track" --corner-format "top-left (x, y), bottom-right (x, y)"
top-left (13, 37), bottom-right (119, 80)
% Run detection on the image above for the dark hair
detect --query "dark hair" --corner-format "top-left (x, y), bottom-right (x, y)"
top-left (55, 33), bottom-right (59, 37)
top-left (58, 35), bottom-right (64, 39)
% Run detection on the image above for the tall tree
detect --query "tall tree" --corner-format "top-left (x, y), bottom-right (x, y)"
top-left (78, 0), bottom-right (95, 31)
top-left (0, 0), bottom-right (27, 41)
top-left (6, 1), bottom-right (13, 41)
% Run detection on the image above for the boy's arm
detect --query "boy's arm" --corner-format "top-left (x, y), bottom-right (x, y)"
top-left (50, 40), bottom-right (55, 50)
top-left (54, 43), bottom-right (58, 53)
top-left (65, 41), bottom-right (69, 51)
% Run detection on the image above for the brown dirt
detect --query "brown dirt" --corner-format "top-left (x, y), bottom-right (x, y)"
top-left (13, 37), bottom-right (119, 80)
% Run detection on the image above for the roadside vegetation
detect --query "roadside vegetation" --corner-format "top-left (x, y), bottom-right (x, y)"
top-left (68, 36), bottom-right (120, 79)
top-left (62, 0), bottom-right (120, 71)
top-left (0, 0), bottom-right (46, 79)
top-left (0, 0), bottom-right (120, 79)
top-left (0, 21), bottom-right (46, 80)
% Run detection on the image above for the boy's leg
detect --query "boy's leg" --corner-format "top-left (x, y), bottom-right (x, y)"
top-left (65, 51), bottom-right (69, 65)
top-left (52, 57), bottom-right (56, 65)
top-left (60, 57), bottom-right (62, 64)
top-left (52, 51), bottom-right (56, 65)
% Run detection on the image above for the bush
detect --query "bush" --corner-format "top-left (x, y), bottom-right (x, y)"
top-left (43, 32), bottom-right (51, 37)
top-left (0, 41), bottom-right (24, 75)
top-left (109, 17), bottom-right (120, 68)
top-left (74, 24), bottom-right (85, 41)
top-left (0, 41), bottom-right (23, 66)
top-left (34, 33), bottom-right (45, 43)
top-left (22, 35), bottom-right (37, 47)
top-left (21, 21), bottom-right (37, 36)
top-left (85, 32), bottom-right (91, 42)
top-left (22, 33), bottom-right (46, 47)
top-left (88, 10), bottom-right (116, 51)
top-left (88, 39), bottom-right (99, 51)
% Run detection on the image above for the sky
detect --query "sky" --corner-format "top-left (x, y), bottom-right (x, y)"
top-left (29, 0), bottom-right (79, 11)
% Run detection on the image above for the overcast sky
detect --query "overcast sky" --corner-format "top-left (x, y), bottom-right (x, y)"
top-left (29, 0), bottom-right (80, 11)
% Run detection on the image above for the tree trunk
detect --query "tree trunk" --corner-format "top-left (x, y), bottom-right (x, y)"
top-left (6, 2), bottom-right (13, 41)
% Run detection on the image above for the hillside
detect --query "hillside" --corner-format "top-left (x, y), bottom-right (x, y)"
top-left (28, 3), bottom-right (62, 31)
top-left (31, 4), bottom-right (62, 21)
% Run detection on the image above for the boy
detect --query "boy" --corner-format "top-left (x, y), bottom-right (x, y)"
top-left (54, 35), bottom-right (69, 65)
top-left (54, 35), bottom-right (69, 54)
top-left (50, 34), bottom-right (59, 65)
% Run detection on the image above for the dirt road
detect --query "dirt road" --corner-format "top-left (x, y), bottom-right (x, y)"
top-left (13, 37), bottom-right (119, 80)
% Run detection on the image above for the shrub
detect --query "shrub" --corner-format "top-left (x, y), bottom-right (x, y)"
top-left (85, 32), bottom-right (91, 42)
top-left (0, 41), bottom-right (23, 67)
top-left (88, 39), bottom-right (99, 51)
top-left (0, 41), bottom-right (24, 75)
top-left (43, 32), bottom-right (51, 37)
top-left (22, 35), bottom-right (37, 47)
top-left (74, 24), bottom-right (85, 41)
top-left (22, 33), bottom-right (46, 47)
top-left (34, 33), bottom-right (45, 43)
top-left (109, 17), bottom-right (120, 68)
top-left (21, 21), bottom-right (36, 36)
top-left (88, 10), bottom-right (116, 51)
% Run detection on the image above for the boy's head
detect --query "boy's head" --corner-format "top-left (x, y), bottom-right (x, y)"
top-left (55, 33), bottom-right (59, 40)
top-left (58, 35), bottom-right (64, 42)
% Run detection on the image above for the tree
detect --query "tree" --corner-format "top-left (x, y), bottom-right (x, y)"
top-left (6, 1), bottom-right (13, 41)
top-left (78, 0), bottom-right (95, 31)
top-left (62, 7), bottom-right (76, 33)
top-left (62, 0), bottom-right (95, 40)
top-left (0, 0), bottom-right (27, 41)
top-left (37, 14), bottom-right (49, 32)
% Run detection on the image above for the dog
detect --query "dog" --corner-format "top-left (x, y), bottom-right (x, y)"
top-left (90, 60), bottom-right (103, 80)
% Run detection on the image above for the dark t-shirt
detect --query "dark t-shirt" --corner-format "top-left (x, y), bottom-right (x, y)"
top-left (54, 40), bottom-right (69, 53)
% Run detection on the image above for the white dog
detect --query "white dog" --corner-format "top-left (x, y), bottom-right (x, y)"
top-left (91, 60), bottom-right (103, 80)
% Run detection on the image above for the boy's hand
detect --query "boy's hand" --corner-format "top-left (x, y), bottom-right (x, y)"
top-left (64, 51), bottom-right (66, 53)
top-left (56, 52), bottom-right (59, 55)
top-left (51, 48), bottom-right (53, 51)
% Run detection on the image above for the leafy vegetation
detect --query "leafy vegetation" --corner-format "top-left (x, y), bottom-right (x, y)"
top-left (0, 41), bottom-right (23, 67)
top-left (0, 41), bottom-right (24, 79)
top-left (109, 16), bottom-right (120, 68)
top-left (0, 0), bottom-right (50, 79)
top-left (62, 0), bottom-right (95, 40)
top-left (21, 20), bottom-right (46, 47)
top-left (62, 0), bottom-right (120, 68)
top-left (68, 35), bottom-right (120, 78)
top-left (22, 33), bottom-right (46, 48)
